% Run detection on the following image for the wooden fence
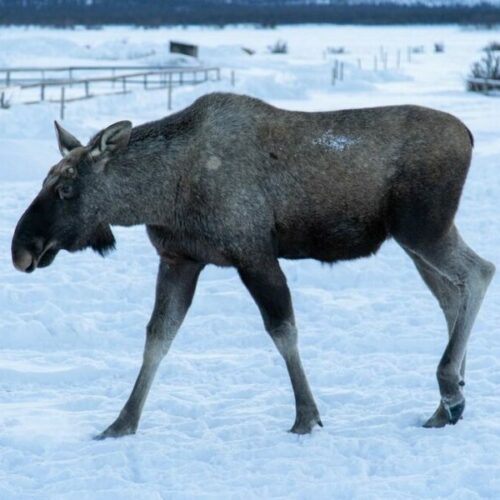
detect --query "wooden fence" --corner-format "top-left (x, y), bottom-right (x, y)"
top-left (0, 66), bottom-right (221, 118)
top-left (328, 44), bottom-right (437, 85)
top-left (0, 65), bottom-right (214, 86)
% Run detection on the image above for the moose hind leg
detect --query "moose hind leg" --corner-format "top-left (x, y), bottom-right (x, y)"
top-left (94, 259), bottom-right (203, 440)
top-left (406, 250), bottom-right (465, 427)
top-left (238, 260), bottom-right (322, 434)
top-left (404, 226), bottom-right (495, 428)
top-left (406, 250), bottom-right (468, 376)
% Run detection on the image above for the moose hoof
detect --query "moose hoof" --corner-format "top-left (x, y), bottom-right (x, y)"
top-left (289, 409), bottom-right (323, 435)
top-left (93, 420), bottom-right (137, 440)
top-left (423, 399), bottom-right (465, 428)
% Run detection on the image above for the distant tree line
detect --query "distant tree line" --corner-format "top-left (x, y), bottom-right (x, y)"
top-left (1, 1), bottom-right (500, 26)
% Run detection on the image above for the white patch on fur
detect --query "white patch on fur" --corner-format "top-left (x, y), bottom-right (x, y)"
top-left (206, 156), bottom-right (222, 171)
top-left (312, 131), bottom-right (358, 152)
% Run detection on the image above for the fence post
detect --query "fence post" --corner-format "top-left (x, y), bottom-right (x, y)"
top-left (340, 62), bottom-right (344, 81)
top-left (85, 80), bottom-right (90, 98)
top-left (6, 70), bottom-right (10, 87)
top-left (0, 91), bottom-right (5, 109)
top-left (168, 73), bottom-right (173, 110)
top-left (231, 70), bottom-right (235, 86)
top-left (144, 74), bottom-right (147, 89)
top-left (40, 83), bottom-right (45, 101)
top-left (216, 68), bottom-right (221, 81)
top-left (122, 76), bottom-right (127, 93)
top-left (60, 87), bottom-right (65, 121)
top-left (332, 60), bottom-right (340, 85)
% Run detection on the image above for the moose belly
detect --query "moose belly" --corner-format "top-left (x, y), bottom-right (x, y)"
top-left (275, 215), bottom-right (389, 263)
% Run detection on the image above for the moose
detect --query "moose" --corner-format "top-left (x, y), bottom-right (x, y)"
top-left (12, 93), bottom-right (494, 439)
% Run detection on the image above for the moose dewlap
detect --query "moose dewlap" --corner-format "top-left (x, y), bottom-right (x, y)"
top-left (11, 93), bottom-right (495, 438)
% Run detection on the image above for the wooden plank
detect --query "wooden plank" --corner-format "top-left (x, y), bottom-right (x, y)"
top-left (48, 90), bottom-right (133, 103)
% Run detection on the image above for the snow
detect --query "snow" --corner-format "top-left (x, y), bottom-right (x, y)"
top-left (1, 24), bottom-right (500, 499)
top-left (312, 131), bottom-right (358, 151)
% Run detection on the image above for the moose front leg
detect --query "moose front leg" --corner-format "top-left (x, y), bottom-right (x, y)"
top-left (94, 259), bottom-right (204, 440)
top-left (239, 259), bottom-right (322, 434)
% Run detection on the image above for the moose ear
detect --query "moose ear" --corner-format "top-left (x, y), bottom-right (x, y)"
top-left (89, 120), bottom-right (132, 159)
top-left (54, 121), bottom-right (82, 157)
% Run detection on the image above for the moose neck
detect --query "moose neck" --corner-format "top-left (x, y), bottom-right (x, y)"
top-left (102, 132), bottom-right (181, 228)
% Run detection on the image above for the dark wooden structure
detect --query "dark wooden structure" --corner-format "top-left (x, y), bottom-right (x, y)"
top-left (170, 41), bottom-right (198, 58)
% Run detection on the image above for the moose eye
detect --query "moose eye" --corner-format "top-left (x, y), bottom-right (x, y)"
top-left (57, 184), bottom-right (74, 200)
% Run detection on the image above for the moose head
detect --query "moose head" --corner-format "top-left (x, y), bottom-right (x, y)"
top-left (12, 120), bottom-right (132, 273)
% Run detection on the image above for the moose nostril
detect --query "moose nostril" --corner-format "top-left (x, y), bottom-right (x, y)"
top-left (13, 249), bottom-right (34, 273)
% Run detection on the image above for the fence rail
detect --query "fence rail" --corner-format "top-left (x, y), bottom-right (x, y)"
top-left (0, 65), bottom-right (211, 86)
top-left (467, 77), bottom-right (500, 92)
top-left (0, 66), bottom-right (221, 118)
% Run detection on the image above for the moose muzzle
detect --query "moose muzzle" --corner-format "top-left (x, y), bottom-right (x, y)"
top-left (12, 235), bottom-right (59, 273)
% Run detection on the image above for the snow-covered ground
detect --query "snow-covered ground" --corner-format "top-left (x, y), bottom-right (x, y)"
top-left (1, 25), bottom-right (499, 499)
